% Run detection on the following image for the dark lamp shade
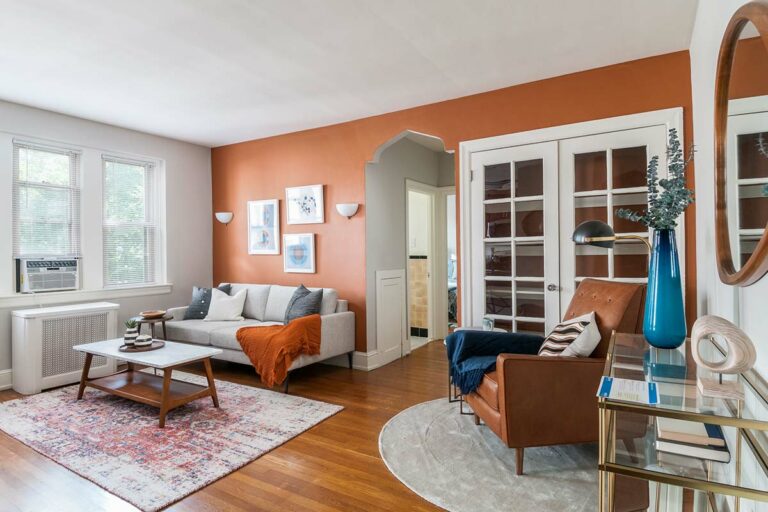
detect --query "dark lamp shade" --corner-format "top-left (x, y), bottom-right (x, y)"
top-left (572, 220), bottom-right (616, 248)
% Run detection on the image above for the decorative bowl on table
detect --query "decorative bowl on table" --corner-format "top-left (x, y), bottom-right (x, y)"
top-left (140, 310), bottom-right (166, 320)
top-left (134, 334), bottom-right (153, 347)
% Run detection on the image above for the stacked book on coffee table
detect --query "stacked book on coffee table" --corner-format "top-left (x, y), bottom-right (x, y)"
top-left (655, 417), bottom-right (731, 463)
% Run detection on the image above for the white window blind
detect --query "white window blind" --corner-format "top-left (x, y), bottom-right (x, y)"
top-left (102, 156), bottom-right (157, 287)
top-left (12, 142), bottom-right (81, 258)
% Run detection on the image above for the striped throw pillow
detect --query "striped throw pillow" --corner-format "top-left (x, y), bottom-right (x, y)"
top-left (538, 321), bottom-right (590, 356)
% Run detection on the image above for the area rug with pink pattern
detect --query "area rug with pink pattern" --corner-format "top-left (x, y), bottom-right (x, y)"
top-left (0, 372), bottom-right (343, 511)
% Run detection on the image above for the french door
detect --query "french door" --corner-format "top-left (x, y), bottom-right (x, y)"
top-left (470, 142), bottom-right (559, 335)
top-left (469, 123), bottom-right (673, 333)
top-left (558, 125), bottom-right (668, 311)
top-left (726, 100), bottom-right (768, 268)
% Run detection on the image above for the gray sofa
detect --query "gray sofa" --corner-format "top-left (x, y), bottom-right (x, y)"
top-left (165, 283), bottom-right (355, 376)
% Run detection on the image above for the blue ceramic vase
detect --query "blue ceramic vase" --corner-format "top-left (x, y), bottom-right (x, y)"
top-left (643, 229), bottom-right (686, 349)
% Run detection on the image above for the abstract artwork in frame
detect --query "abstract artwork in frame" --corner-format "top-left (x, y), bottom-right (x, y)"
top-left (247, 199), bottom-right (280, 255)
top-left (283, 233), bottom-right (315, 273)
top-left (286, 184), bottom-right (324, 224)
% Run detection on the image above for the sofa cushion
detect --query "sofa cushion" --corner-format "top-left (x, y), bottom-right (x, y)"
top-left (285, 285), bottom-right (323, 323)
top-left (209, 321), bottom-right (283, 350)
top-left (165, 319), bottom-right (250, 346)
top-left (264, 285), bottom-right (297, 322)
top-left (183, 284), bottom-right (232, 320)
top-left (227, 283), bottom-right (271, 321)
top-left (316, 288), bottom-right (338, 316)
top-left (476, 371), bottom-right (499, 411)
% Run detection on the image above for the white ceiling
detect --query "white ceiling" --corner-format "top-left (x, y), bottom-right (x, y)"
top-left (0, 0), bottom-right (699, 147)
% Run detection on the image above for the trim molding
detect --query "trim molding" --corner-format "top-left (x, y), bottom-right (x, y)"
top-left (352, 350), bottom-right (386, 371)
top-left (0, 283), bottom-right (173, 309)
top-left (0, 369), bottom-right (12, 391)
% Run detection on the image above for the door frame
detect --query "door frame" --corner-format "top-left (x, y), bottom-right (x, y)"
top-left (458, 107), bottom-right (684, 326)
top-left (405, 180), bottom-right (436, 345)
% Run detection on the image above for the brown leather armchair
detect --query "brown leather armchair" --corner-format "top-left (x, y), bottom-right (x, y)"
top-left (464, 278), bottom-right (646, 476)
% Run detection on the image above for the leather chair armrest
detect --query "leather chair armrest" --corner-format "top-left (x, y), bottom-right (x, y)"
top-left (496, 354), bottom-right (605, 448)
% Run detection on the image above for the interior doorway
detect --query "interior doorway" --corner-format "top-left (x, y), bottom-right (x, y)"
top-left (406, 184), bottom-right (434, 349)
top-left (365, 130), bottom-right (456, 367)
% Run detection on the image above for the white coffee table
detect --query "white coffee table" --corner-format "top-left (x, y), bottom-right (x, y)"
top-left (73, 339), bottom-right (223, 428)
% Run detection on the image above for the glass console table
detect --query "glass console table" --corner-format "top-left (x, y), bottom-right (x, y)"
top-left (599, 332), bottom-right (768, 511)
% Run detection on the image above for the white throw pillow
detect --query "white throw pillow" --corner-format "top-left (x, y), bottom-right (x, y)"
top-left (204, 288), bottom-right (246, 321)
top-left (538, 311), bottom-right (601, 357)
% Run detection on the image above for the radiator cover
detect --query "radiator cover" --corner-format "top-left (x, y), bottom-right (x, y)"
top-left (12, 302), bottom-right (119, 394)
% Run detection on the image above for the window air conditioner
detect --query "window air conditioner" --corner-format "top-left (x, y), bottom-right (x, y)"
top-left (16, 257), bottom-right (80, 293)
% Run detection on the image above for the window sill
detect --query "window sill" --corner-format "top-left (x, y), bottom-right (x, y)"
top-left (0, 283), bottom-right (173, 309)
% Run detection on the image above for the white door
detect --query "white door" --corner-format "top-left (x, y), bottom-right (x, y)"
top-left (376, 269), bottom-right (407, 364)
top-left (558, 125), bottom-right (670, 311)
top-left (469, 141), bottom-right (559, 335)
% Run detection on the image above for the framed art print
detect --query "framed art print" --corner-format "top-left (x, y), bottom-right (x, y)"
top-left (286, 184), bottom-right (324, 224)
top-left (283, 233), bottom-right (315, 273)
top-left (247, 199), bottom-right (280, 255)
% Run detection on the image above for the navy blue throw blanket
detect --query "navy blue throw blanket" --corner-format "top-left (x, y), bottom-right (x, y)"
top-left (446, 330), bottom-right (544, 395)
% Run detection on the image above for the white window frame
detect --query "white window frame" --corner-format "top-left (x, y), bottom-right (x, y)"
top-left (11, 140), bottom-right (82, 259)
top-left (0, 132), bottom-right (169, 308)
top-left (101, 155), bottom-right (161, 289)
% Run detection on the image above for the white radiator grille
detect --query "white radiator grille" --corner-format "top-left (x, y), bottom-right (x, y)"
top-left (41, 313), bottom-right (108, 378)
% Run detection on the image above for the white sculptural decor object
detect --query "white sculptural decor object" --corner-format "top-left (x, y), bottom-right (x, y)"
top-left (690, 315), bottom-right (756, 400)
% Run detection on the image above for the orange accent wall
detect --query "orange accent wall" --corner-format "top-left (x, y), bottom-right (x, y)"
top-left (212, 50), bottom-right (695, 351)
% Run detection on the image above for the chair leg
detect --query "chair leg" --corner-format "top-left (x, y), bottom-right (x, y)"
top-left (347, 351), bottom-right (353, 369)
top-left (474, 414), bottom-right (480, 425)
top-left (516, 448), bottom-right (524, 476)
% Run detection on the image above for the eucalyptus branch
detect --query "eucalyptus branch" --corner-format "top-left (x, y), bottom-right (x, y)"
top-left (616, 129), bottom-right (694, 230)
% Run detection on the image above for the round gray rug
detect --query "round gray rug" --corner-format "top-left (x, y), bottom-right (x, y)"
top-left (379, 399), bottom-right (598, 512)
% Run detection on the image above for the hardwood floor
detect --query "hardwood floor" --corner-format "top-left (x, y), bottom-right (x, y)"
top-left (0, 341), bottom-right (448, 511)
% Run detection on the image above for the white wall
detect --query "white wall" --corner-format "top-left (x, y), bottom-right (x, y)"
top-left (691, 5), bottom-right (768, 509)
top-left (0, 100), bottom-right (212, 374)
top-left (690, 0), bottom-right (768, 376)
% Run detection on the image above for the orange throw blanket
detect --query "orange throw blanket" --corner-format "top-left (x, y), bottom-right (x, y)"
top-left (236, 314), bottom-right (322, 387)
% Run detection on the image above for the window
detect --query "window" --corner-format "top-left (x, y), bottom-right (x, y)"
top-left (12, 142), bottom-right (81, 257)
top-left (102, 157), bottom-right (157, 287)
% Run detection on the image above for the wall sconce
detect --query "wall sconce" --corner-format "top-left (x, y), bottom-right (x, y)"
top-left (215, 212), bottom-right (234, 225)
top-left (335, 203), bottom-right (359, 219)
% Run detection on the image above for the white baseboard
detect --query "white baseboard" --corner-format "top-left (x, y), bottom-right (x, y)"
top-left (0, 369), bottom-right (12, 391)
top-left (352, 350), bottom-right (387, 371)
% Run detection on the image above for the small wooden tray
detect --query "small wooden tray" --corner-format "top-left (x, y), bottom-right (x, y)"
top-left (119, 341), bottom-right (165, 352)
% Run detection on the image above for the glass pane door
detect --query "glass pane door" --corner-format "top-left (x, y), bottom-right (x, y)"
top-left (559, 125), bottom-right (670, 312)
top-left (726, 107), bottom-right (768, 268)
top-left (471, 142), bottom-right (559, 334)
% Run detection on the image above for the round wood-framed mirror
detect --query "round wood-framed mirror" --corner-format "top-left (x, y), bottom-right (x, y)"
top-left (715, 1), bottom-right (768, 286)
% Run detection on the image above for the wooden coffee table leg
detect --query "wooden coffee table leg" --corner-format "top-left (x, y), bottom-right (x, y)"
top-left (77, 353), bottom-right (93, 400)
top-left (162, 321), bottom-right (167, 340)
top-left (158, 368), bottom-right (172, 428)
top-left (203, 358), bottom-right (219, 408)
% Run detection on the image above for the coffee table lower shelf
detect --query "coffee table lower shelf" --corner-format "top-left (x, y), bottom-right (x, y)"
top-left (77, 359), bottom-right (219, 428)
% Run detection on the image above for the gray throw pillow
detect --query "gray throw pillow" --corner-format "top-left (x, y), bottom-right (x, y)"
top-left (284, 285), bottom-right (323, 323)
top-left (184, 284), bottom-right (232, 320)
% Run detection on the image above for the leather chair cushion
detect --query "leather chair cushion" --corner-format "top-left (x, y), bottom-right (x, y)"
top-left (476, 371), bottom-right (499, 411)
top-left (465, 392), bottom-right (503, 440)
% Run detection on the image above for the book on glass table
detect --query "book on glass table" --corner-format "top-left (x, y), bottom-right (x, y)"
top-left (655, 421), bottom-right (730, 463)
top-left (656, 417), bottom-right (726, 447)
